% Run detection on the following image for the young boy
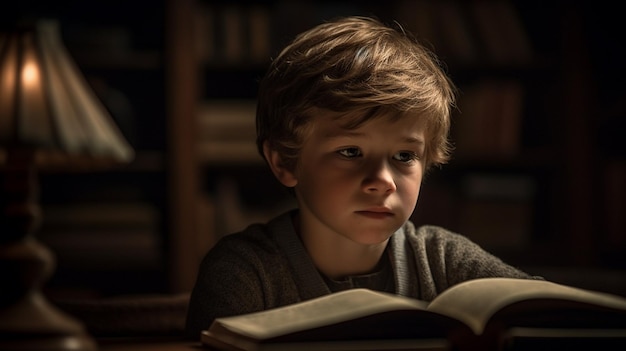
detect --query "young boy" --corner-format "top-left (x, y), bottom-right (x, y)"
top-left (186, 16), bottom-right (537, 338)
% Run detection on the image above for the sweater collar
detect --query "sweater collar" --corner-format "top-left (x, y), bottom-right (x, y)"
top-left (270, 210), bottom-right (414, 299)
top-left (389, 225), bottom-right (415, 296)
top-left (270, 210), bottom-right (332, 300)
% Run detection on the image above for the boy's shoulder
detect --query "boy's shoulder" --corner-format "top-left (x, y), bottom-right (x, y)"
top-left (210, 210), bottom-right (296, 257)
top-left (403, 221), bottom-right (476, 247)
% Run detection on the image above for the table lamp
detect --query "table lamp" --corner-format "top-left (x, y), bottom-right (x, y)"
top-left (0, 20), bottom-right (134, 350)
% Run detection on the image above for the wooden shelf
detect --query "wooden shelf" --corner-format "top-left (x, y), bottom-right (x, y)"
top-left (71, 50), bottom-right (162, 70)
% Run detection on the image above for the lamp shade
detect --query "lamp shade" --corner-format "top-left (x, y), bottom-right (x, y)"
top-left (0, 20), bottom-right (133, 165)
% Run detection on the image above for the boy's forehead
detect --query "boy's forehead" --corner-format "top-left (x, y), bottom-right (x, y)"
top-left (308, 106), bottom-right (399, 124)
top-left (308, 108), bottom-right (428, 139)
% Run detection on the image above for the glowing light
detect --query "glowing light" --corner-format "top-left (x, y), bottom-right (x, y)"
top-left (21, 60), bottom-right (40, 88)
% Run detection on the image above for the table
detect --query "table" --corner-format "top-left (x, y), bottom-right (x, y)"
top-left (97, 337), bottom-right (201, 351)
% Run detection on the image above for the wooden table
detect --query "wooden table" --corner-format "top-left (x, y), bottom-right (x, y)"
top-left (97, 337), bottom-right (202, 351)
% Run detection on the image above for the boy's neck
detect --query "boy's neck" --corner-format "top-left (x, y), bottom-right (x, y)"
top-left (294, 214), bottom-right (390, 280)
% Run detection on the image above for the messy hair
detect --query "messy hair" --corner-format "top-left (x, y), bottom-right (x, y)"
top-left (256, 16), bottom-right (456, 171)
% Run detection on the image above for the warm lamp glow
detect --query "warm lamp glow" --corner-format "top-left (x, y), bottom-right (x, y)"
top-left (22, 61), bottom-right (40, 86)
top-left (0, 20), bottom-right (134, 165)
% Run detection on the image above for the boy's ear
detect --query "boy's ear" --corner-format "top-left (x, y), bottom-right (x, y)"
top-left (263, 142), bottom-right (298, 187)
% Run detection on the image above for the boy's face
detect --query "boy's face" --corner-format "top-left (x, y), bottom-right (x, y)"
top-left (289, 111), bottom-right (426, 246)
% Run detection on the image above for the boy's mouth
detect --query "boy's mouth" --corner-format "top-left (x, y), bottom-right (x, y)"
top-left (355, 209), bottom-right (394, 219)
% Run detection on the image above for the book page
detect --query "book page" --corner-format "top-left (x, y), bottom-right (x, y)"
top-left (212, 288), bottom-right (429, 340)
top-left (427, 278), bottom-right (626, 335)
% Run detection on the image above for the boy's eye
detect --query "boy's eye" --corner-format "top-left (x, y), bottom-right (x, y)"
top-left (393, 151), bottom-right (419, 163)
top-left (337, 147), bottom-right (362, 158)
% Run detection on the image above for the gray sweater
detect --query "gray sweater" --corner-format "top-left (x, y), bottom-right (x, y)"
top-left (185, 210), bottom-right (535, 338)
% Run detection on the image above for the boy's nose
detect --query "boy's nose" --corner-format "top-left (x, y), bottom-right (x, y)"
top-left (362, 160), bottom-right (396, 194)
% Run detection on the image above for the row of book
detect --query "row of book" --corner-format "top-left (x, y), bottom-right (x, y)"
top-left (395, 0), bottom-right (533, 66)
top-left (38, 201), bottom-right (162, 269)
top-left (193, 0), bottom-right (533, 68)
top-left (196, 99), bottom-right (260, 164)
top-left (33, 199), bottom-right (167, 298)
top-left (453, 79), bottom-right (525, 158)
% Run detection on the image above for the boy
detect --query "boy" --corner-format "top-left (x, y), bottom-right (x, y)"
top-left (186, 16), bottom-right (537, 338)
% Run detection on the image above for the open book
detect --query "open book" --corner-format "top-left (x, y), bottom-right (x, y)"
top-left (201, 278), bottom-right (626, 351)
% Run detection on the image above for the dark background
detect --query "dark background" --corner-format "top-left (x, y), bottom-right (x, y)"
top-left (2, 0), bottom-right (625, 298)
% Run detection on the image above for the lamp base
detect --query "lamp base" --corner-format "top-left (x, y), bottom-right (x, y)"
top-left (0, 294), bottom-right (97, 351)
top-left (0, 239), bottom-right (97, 351)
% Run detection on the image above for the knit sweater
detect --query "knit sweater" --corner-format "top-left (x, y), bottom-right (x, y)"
top-left (185, 210), bottom-right (535, 338)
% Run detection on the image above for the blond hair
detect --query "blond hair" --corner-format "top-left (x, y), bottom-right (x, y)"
top-left (256, 16), bottom-right (456, 171)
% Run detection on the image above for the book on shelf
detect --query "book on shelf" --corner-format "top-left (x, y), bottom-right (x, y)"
top-left (196, 99), bottom-right (260, 164)
top-left (430, 0), bottom-right (481, 65)
top-left (459, 173), bottom-right (535, 251)
top-left (468, 0), bottom-right (533, 66)
top-left (39, 202), bottom-right (162, 269)
top-left (393, 0), bottom-right (479, 66)
top-left (194, 3), bottom-right (271, 66)
top-left (393, 0), bottom-right (531, 67)
top-left (454, 80), bottom-right (524, 158)
top-left (200, 277), bottom-right (626, 351)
